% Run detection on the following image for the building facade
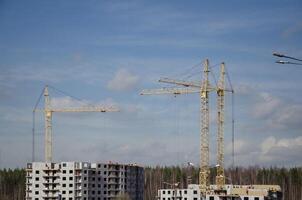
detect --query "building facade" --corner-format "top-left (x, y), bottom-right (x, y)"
top-left (157, 184), bottom-right (282, 200)
top-left (25, 162), bottom-right (144, 200)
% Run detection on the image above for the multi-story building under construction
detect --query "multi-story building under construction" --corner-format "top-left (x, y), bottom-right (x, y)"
top-left (25, 161), bottom-right (144, 200)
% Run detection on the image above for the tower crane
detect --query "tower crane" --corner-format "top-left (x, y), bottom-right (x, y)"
top-left (216, 63), bottom-right (234, 190)
top-left (35, 85), bottom-right (119, 163)
top-left (216, 63), bottom-right (226, 189)
top-left (141, 59), bottom-right (216, 194)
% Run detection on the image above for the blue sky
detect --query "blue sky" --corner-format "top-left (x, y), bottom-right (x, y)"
top-left (0, 0), bottom-right (302, 168)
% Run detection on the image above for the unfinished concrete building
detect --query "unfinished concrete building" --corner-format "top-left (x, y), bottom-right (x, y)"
top-left (25, 161), bottom-right (144, 200)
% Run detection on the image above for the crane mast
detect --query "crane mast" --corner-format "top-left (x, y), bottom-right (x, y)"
top-left (44, 86), bottom-right (52, 163)
top-left (216, 63), bottom-right (225, 188)
top-left (199, 59), bottom-right (210, 193)
top-left (41, 85), bottom-right (119, 163)
top-left (141, 59), bottom-right (215, 195)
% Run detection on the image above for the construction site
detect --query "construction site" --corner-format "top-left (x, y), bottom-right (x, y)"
top-left (1, 1), bottom-right (302, 200)
top-left (141, 59), bottom-right (282, 200)
top-left (22, 59), bottom-right (284, 200)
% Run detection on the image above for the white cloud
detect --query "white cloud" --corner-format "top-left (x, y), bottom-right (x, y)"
top-left (223, 136), bottom-right (302, 166)
top-left (107, 69), bottom-right (139, 91)
top-left (50, 97), bottom-right (89, 108)
top-left (277, 136), bottom-right (302, 147)
top-left (259, 136), bottom-right (302, 165)
top-left (226, 139), bottom-right (248, 155)
top-left (261, 136), bottom-right (302, 154)
top-left (247, 92), bottom-right (302, 132)
top-left (261, 136), bottom-right (276, 154)
top-left (252, 92), bottom-right (281, 118)
top-left (233, 84), bottom-right (253, 95)
top-left (269, 104), bottom-right (302, 129)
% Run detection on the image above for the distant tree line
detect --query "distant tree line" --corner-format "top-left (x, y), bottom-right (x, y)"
top-left (0, 168), bottom-right (25, 200)
top-left (0, 167), bottom-right (301, 200)
top-left (144, 166), bottom-right (302, 200)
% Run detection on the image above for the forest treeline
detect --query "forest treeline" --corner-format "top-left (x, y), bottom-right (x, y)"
top-left (0, 167), bottom-right (301, 200)
top-left (144, 166), bottom-right (302, 200)
top-left (0, 168), bottom-right (25, 200)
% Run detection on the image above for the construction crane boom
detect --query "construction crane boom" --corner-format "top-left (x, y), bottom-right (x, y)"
top-left (50, 107), bottom-right (119, 112)
top-left (159, 78), bottom-right (202, 88)
top-left (140, 88), bottom-right (200, 95)
top-left (41, 86), bottom-right (119, 162)
top-left (141, 59), bottom-right (214, 195)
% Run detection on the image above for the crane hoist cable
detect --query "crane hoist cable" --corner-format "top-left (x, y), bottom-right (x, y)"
top-left (174, 61), bottom-right (203, 79)
top-left (174, 95), bottom-right (181, 164)
top-left (225, 68), bottom-right (235, 168)
top-left (48, 85), bottom-right (97, 107)
top-left (32, 87), bottom-right (45, 162)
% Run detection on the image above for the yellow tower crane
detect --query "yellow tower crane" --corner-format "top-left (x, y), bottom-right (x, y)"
top-left (216, 63), bottom-right (226, 188)
top-left (141, 59), bottom-right (216, 194)
top-left (35, 85), bottom-right (119, 163)
top-left (216, 63), bottom-right (234, 190)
